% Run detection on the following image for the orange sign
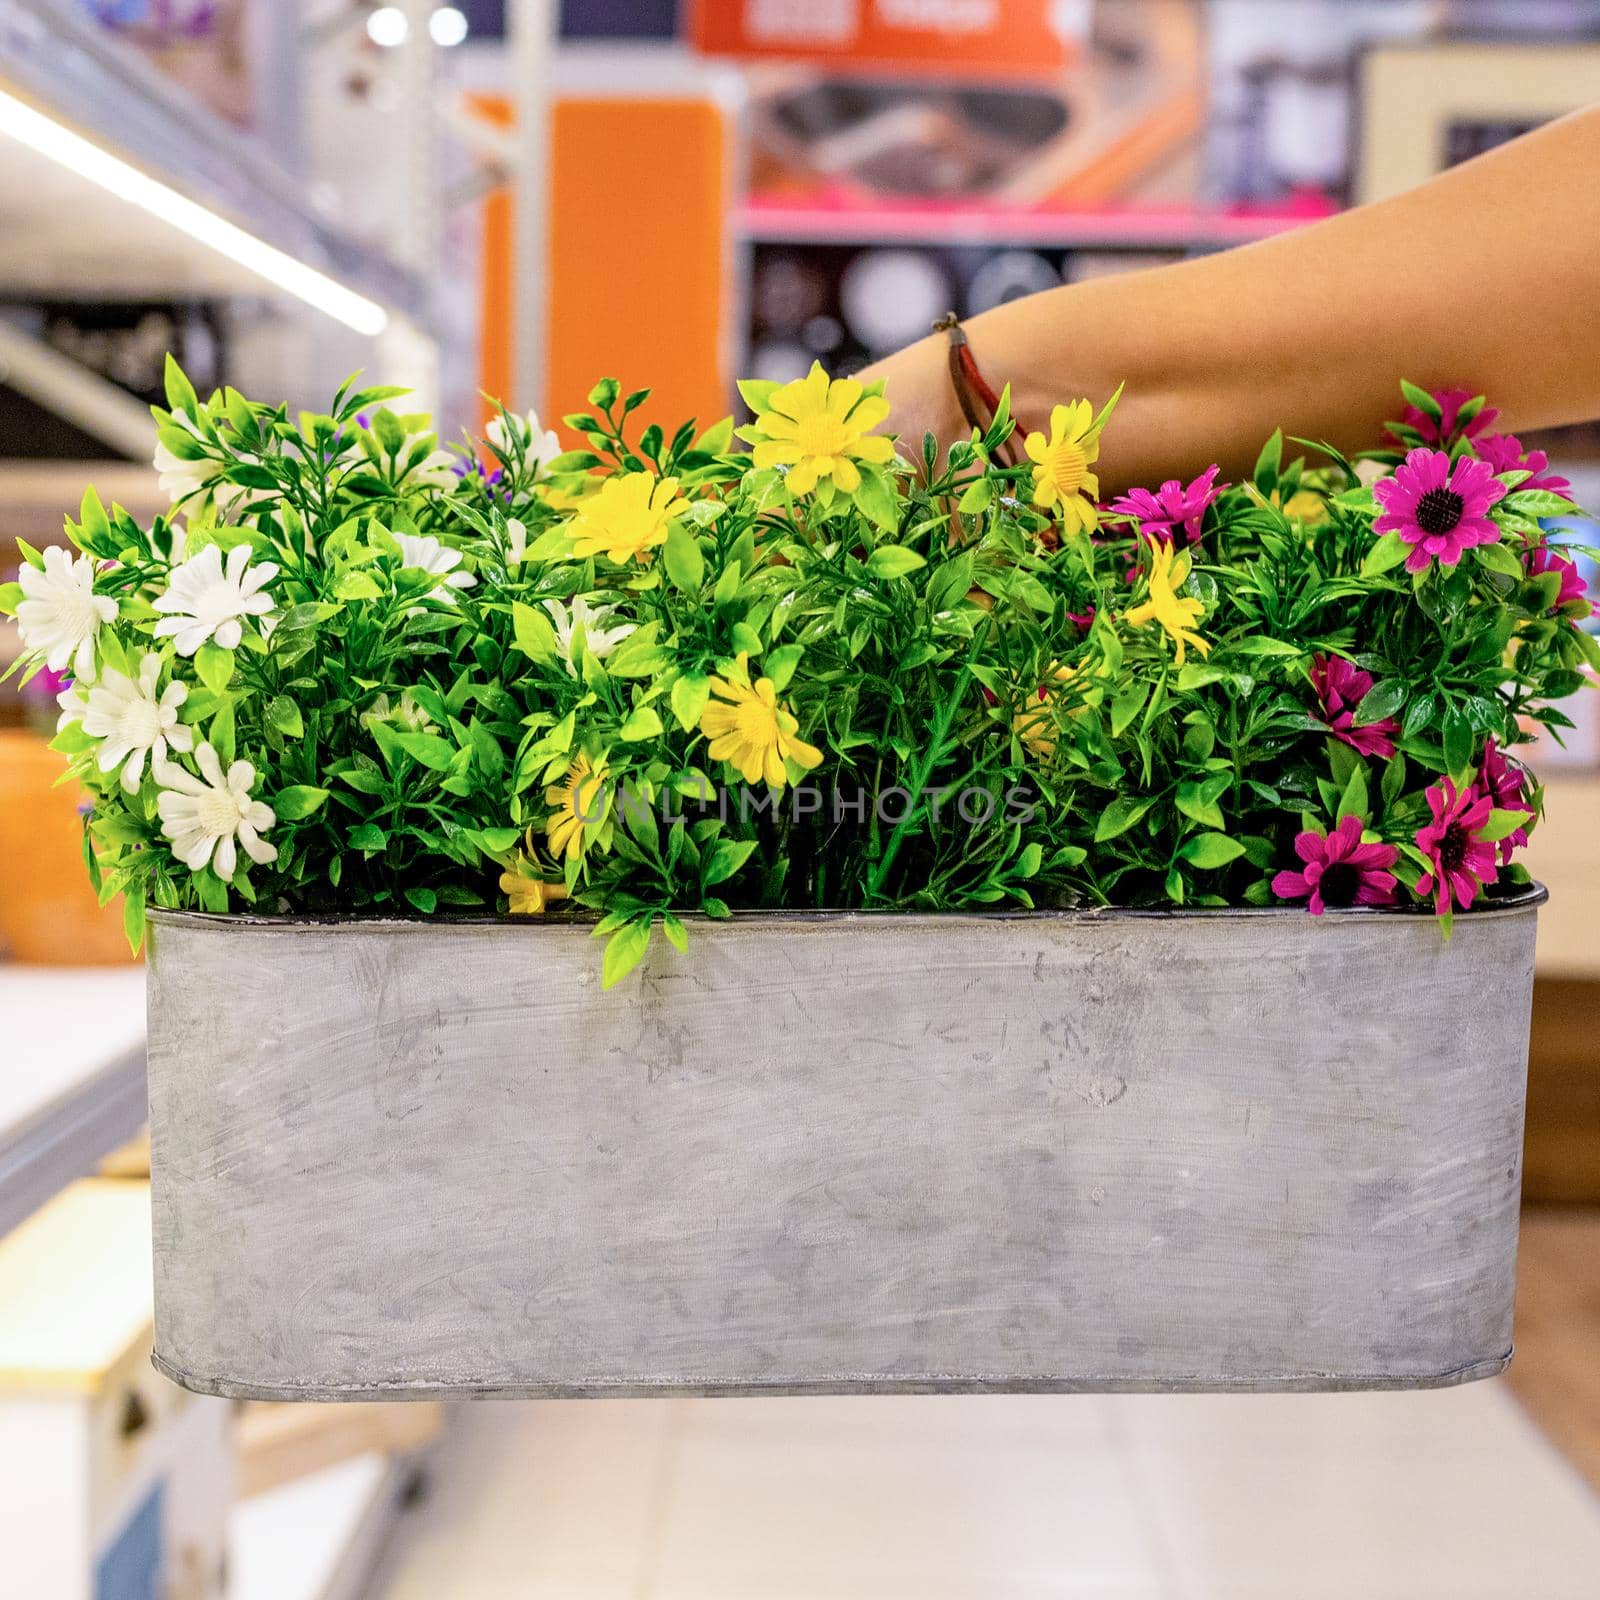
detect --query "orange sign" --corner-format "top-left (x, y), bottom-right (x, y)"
top-left (687, 0), bottom-right (1084, 76)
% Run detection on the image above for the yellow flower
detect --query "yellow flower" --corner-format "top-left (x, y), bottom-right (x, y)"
top-left (499, 856), bottom-right (570, 916)
top-left (1123, 540), bottom-right (1210, 667)
top-left (1282, 488), bottom-right (1329, 526)
top-left (1013, 661), bottom-right (1097, 760)
top-left (747, 362), bottom-right (895, 496)
top-left (568, 472), bottom-right (687, 564)
top-left (545, 751), bottom-right (611, 861)
top-left (699, 653), bottom-right (824, 789)
top-left (1022, 400), bottom-right (1102, 535)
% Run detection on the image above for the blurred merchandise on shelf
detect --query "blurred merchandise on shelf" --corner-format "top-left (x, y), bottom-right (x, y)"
top-left (0, 301), bottom-right (225, 458)
top-left (688, 0), bottom-right (1088, 75)
top-left (0, 1179), bottom-right (233, 1600)
top-left (80, 0), bottom-right (255, 128)
top-left (0, 729), bottom-right (137, 964)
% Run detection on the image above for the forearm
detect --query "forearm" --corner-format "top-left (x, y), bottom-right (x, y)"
top-left (869, 105), bottom-right (1600, 491)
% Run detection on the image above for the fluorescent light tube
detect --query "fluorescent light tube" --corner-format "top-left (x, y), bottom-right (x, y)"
top-left (0, 88), bottom-right (390, 337)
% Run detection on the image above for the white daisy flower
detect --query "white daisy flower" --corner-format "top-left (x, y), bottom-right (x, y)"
top-left (155, 742), bottom-right (277, 881)
top-left (152, 412), bottom-right (219, 505)
top-left (543, 594), bottom-right (635, 675)
top-left (15, 546), bottom-right (117, 679)
top-left (506, 518), bottom-right (529, 565)
top-left (82, 653), bottom-right (193, 793)
top-left (396, 434), bottom-right (462, 490)
top-left (360, 689), bottom-right (435, 734)
top-left (395, 533), bottom-right (476, 604)
top-left (153, 414), bottom-right (266, 519)
top-left (152, 543), bottom-right (278, 656)
top-left (487, 410), bottom-right (561, 474)
top-left (56, 678), bottom-right (89, 732)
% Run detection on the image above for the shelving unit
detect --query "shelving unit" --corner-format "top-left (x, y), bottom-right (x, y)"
top-left (0, 0), bottom-right (425, 325)
top-left (0, 966), bottom-right (146, 1239)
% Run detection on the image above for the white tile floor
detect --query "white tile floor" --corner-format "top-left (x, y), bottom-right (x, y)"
top-left (376, 1381), bottom-right (1600, 1600)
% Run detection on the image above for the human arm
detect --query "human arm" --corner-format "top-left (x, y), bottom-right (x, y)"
top-left (859, 105), bottom-right (1600, 490)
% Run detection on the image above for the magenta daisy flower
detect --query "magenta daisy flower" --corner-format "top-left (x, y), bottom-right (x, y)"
top-left (1106, 465), bottom-right (1226, 547)
top-left (1526, 541), bottom-right (1590, 614)
top-left (1474, 432), bottom-right (1573, 499)
top-left (1388, 387), bottom-right (1499, 449)
top-left (1310, 654), bottom-right (1399, 760)
top-left (1373, 449), bottom-right (1507, 574)
top-left (1414, 777), bottom-right (1498, 915)
top-left (1271, 814), bottom-right (1399, 916)
top-left (1065, 607), bottom-right (1096, 631)
top-left (1477, 737), bottom-right (1530, 866)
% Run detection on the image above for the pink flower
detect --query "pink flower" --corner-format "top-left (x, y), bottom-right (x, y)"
top-left (1373, 448), bottom-right (1507, 574)
top-left (1065, 607), bottom-right (1096, 631)
top-left (1271, 814), bottom-right (1400, 915)
top-left (1477, 737), bottom-right (1530, 866)
top-left (1414, 777), bottom-right (1498, 915)
top-left (1474, 432), bottom-right (1573, 499)
top-left (1388, 387), bottom-right (1499, 449)
top-left (1311, 654), bottom-right (1399, 760)
top-left (1106, 465), bottom-right (1226, 547)
top-left (1526, 541), bottom-right (1590, 614)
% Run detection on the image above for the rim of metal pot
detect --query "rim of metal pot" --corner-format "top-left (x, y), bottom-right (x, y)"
top-left (147, 882), bottom-right (1548, 933)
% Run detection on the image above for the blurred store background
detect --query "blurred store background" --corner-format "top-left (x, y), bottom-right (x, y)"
top-left (2, 3), bottom-right (1599, 1598)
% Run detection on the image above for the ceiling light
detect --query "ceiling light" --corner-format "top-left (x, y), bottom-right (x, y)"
top-left (367, 6), bottom-right (409, 47)
top-left (0, 90), bottom-right (389, 337)
top-left (430, 7), bottom-right (469, 47)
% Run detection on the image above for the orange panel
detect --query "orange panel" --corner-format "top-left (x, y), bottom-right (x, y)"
top-left (473, 94), bottom-right (730, 445)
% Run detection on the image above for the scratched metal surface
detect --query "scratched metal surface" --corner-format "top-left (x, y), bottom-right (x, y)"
top-left (146, 899), bottom-right (1540, 1399)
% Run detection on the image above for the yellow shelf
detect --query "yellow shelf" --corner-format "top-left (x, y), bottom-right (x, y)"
top-left (0, 1178), bottom-right (151, 1395)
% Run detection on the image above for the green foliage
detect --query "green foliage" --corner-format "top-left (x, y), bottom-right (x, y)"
top-left (10, 370), bottom-right (1593, 988)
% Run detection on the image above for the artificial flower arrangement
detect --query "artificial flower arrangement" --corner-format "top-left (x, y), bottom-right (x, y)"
top-left (3, 359), bottom-right (1594, 985)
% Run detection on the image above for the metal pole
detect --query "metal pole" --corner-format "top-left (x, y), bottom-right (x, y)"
top-left (397, 0), bottom-right (438, 278)
top-left (508, 0), bottom-right (556, 415)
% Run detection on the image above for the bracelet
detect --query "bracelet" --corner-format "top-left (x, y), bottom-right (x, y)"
top-left (933, 313), bottom-right (1021, 466)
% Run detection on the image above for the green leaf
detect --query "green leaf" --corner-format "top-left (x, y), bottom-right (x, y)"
top-left (1475, 541), bottom-right (1524, 578)
top-left (1443, 709), bottom-right (1474, 780)
top-left (1354, 678), bottom-right (1406, 726)
top-left (619, 705), bottom-right (664, 741)
top-left (1253, 428), bottom-right (1283, 494)
top-left (601, 919), bottom-right (652, 990)
top-left (1400, 379), bottom-right (1443, 422)
top-left (1336, 763), bottom-right (1369, 824)
top-left (1110, 681), bottom-right (1148, 738)
top-left (1177, 832), bottom-right (1247, 869)
top-left (394, 731), bottom-right (458, 771)
top-left (663, 520), bottom-right (705, 594)
top-left (335, 570), bottom-right (382, 601)
top-left (854, 466), bottom-right (901, 533)
top-left (164, 353), bottom-right (200, 418)
top-left (1227, 636), bottom-right (1302, 658)
top-left (866, 546), bottom-right (926, 581)
top-left (1175, 779), bottom-right (1226, 830)
top-left (1362, 531), bottom-right (1411, 576)
top-left (1095, 795), bottom-right (1155, 843)
top-left (735, 378), bottom-right (779, 414)
top-left (763, 643), bottom-right (804, 692)
top-left (193, 643), bottom-right (235, 695)
top-left (0, 581), bottom-right (22, 615)
top-left (274, 785), bottom-right (330, 820)
top-left (1506, 489), bottom-right (1580, 518)
top-left (512, 600), bottom-right (559, 662)
top-left (348, 822), bottom-right (387, 851)
top-left (670, 672), bottom-right (711, 732)
top-left (404, 886), bottom-right (438, 915)
top-left (957, 477), bottom-right (993, 515)
top-left (267, 696), bottom-right (304, 738)
top-left (1479, 807), bottom-right (1532, 844)
top-left (704, 839), bottom-right (757, 886)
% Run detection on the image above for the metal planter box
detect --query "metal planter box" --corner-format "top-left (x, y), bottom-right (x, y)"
top-left (146, 895), bottom-right (1542, 1400)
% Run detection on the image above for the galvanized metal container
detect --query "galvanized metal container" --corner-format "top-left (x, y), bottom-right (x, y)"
top-left (145, 894), bottom-right (1543, 1400)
